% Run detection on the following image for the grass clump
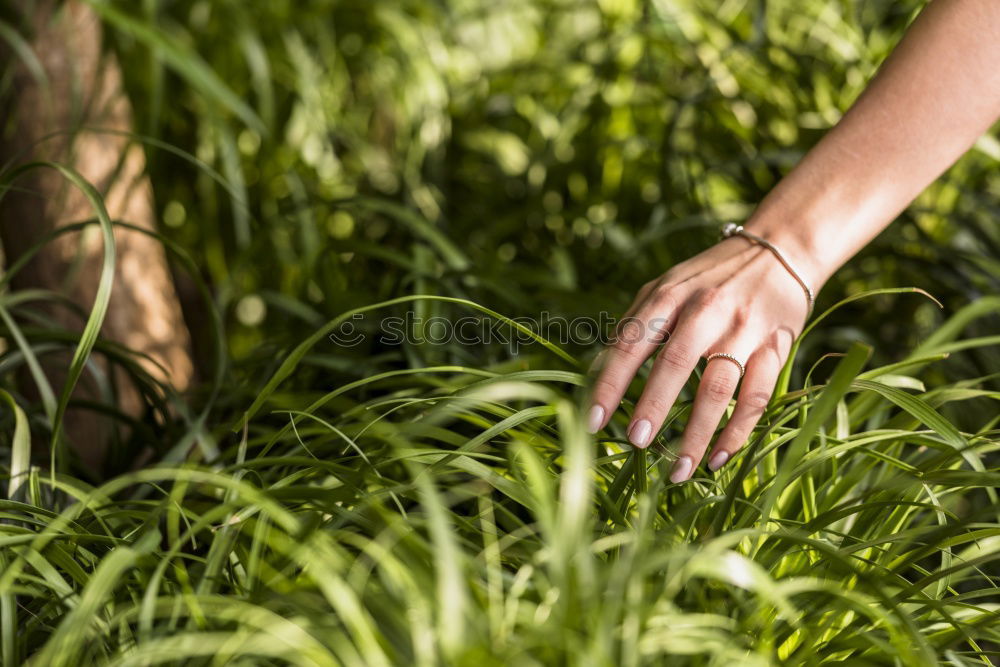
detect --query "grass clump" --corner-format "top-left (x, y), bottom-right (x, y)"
top-left (1, 0), bottom-right (1000, 664)
top-left (3, 294), bottom-right (1000, 664)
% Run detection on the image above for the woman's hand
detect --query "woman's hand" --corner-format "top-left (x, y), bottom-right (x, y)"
top-left (587, 234), bottom-right (813, 482)
top-left (588, 0), bottom-right (1000, 483)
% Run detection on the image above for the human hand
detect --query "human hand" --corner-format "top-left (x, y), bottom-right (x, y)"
top-left (584, 0), bottom-right (1000, 485)
top-left (587, 233), bottom-right (814, 482)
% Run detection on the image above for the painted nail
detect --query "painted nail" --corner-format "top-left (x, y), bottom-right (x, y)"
top-left (708, 451), bottom-right (730, 472)
top-left (628, 419), bottom-right (652, 448)
top-left (587, 405), bottom-right (605, 434)
top-left (670, 456), bottom-right (693, 483)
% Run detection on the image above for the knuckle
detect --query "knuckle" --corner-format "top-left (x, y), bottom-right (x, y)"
top-left (684, 423), bottom-right (714, 446)
top-left (592, 376), bottom-right (619, 397)
top-left (766, 327), bottom-right (795, 356)
top-left (641, 394), bottom-right (670, 416)
top-left (757, 345), bottom-right (781, 368)
top-left (658, 343), bottom-right (690, 372)
top-left (731, 304), bottom-right (751, 329)
top-left (763, 329), bottom-right (783, 352)
top-left (716, 435), bottom-right (746, 454)
top-left (612, 335), bottom-right (645, 359)
top-left (650, 284), bottom-right (676, 308)
top-left (613, 320), bottom-right (646, 352)
top-left (705, 375), bottom-right (737, 402)
top-left (741, 390), bottom-right (772, 412)
top-left (693, 287), bottom-right (723, 314)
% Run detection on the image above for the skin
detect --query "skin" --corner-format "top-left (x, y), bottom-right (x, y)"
top-left (588, 0), bottom-right (1000, 483)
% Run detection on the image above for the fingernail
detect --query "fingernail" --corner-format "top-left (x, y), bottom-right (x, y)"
top-left (587, 405), bottom-right (605, 434)
top-left (670, 456), bottom-right (693, 483)
top-left (708, 451), bottom-right (730, 472)
top-left (628, 419), bottom-right (653, 448)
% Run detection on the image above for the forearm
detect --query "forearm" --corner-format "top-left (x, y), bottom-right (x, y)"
top-left (746, 0), bottom-right (1000, 289)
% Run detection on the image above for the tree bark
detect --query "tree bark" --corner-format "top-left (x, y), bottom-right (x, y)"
top-left (0, 0), bottom-right (194, 473)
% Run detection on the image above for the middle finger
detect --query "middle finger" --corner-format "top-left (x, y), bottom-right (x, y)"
top-left (626, 313), bottom-right (714, 448)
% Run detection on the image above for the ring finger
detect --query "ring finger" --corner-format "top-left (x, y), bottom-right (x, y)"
top-left (669, 342), bottom-right (755, 483)
top-left (706, 329), bottom-right (793, 471)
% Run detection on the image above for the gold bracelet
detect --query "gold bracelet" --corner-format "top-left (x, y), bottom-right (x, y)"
top-left (721, 223), bottom-right (815, 314)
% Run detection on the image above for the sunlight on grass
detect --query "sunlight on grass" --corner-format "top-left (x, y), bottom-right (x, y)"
top-left (1, 0), bottom-right (999, 664)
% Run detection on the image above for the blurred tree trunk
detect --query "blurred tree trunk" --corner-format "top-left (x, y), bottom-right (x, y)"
top-left (0, 0), bottom-right (194, 473)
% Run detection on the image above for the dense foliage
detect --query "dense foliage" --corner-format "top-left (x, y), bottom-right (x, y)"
top-left (2, 0), bottom-right (1000, 664)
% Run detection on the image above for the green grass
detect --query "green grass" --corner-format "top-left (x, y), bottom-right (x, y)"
top-left (2, 291), bottom-right (1000, 664)
top-left (2, 0), bottom-right (1000, 664)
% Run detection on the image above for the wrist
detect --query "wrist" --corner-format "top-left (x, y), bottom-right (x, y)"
top-left (722, 222), bottom-right (817, 314)
top-left (741, 208), bottom-right (838, 293)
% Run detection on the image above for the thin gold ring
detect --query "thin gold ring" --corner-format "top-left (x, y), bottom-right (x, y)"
top-left (706, 352), bottom-right (745, 378)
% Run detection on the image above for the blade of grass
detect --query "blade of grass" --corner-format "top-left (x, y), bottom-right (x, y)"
top-left (83, 1), bottom-right (265, 133)
top-left (759, 341), bottom-right (871, 529)
top-left (0, 162), bottom-right (116, 475)
top-left (2, 390), bottom-right (31, 501)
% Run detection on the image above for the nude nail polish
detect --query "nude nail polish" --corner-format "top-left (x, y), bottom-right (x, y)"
top-left (587, 405), bottom-right (605, 434)
top-left (670, 456), bottom-right (693, 483)
top-left (708, 451), bottom-right (730, 472)
top-left (628, 419), bottom-right (652, 448)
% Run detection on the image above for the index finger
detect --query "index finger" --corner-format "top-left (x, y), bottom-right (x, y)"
top-left (587, 288), bottom-right (681, 433)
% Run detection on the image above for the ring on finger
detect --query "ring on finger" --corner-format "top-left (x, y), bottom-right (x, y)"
top-left (705, 352), bottom-right (745, 378)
